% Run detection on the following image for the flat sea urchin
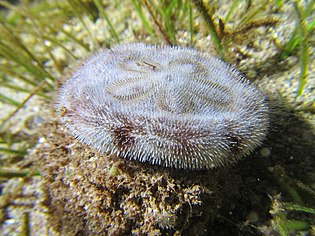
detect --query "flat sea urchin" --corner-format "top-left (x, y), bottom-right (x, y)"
top-left (56, 43), bottom-right (269, 170)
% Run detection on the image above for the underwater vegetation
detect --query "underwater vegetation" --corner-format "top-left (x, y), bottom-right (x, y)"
top-left (0, 0), bottom-right (314, 235)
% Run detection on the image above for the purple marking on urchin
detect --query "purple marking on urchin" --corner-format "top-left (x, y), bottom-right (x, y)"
top-left (56, 43), bottom-right (269, 170)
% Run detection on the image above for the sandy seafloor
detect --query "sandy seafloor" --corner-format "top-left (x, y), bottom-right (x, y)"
top-left (0, 0), bottom-right (314, 235)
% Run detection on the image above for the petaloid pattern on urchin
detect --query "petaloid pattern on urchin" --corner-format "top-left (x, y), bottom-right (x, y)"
top-left (56, 43), bottom-right (269, 170)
